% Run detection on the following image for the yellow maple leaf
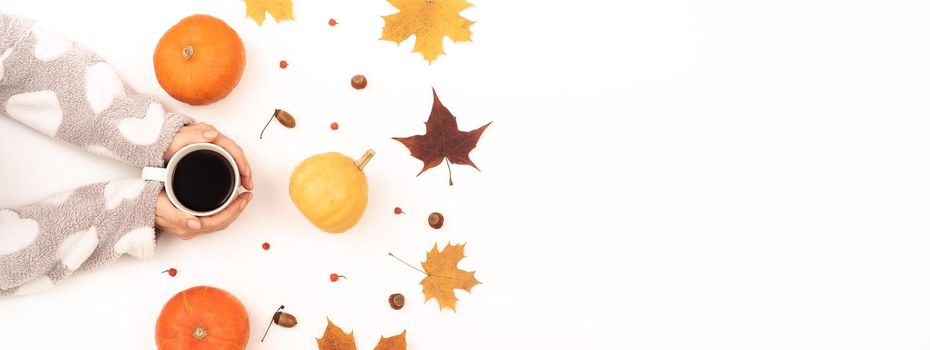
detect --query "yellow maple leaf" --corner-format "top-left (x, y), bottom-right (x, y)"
top-left (420, 243), bottom-right (480, 311)
top-left (381, 0), bottom-right (475, 63)
top-left (244, 0), bottom-right (294, 25)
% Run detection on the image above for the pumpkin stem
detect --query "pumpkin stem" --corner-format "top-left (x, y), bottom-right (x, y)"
top-left (182, 45), bottom-right (194, 60)
top-left (354, 149), bottom-right (375, 171)
top-left (192, 326), bottom-right (207, 340)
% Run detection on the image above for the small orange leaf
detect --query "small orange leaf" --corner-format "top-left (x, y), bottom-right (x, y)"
top-left (373, 331), bottom-right (406, 350)
top-left (316, 319), bottom-right (356, 350)
top-left (315, 319), bottom-right (406, 350)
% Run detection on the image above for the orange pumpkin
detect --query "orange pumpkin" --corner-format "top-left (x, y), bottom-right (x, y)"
top-left (155, 286), bottom-right (250, 350)
top-left (154, 14), bottom-right (246, 105)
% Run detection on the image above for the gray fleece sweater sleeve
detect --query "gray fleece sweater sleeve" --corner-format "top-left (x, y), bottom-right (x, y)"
top-left (0, 14), bottom-right (192, 296)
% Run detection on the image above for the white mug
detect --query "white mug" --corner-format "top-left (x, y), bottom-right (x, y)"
top-left (141, 143), bottom-right (240, 216)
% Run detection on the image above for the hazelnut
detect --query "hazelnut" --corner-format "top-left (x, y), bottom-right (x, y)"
top-left (389, 293), bottom-right (405, 310)
top-left (428, 212), bottom-right (444, 229)
top-left (351, 74), bottom-right (368, 89)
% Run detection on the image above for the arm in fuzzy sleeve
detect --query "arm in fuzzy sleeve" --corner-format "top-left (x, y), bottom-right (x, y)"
top-left (0, 13), bottom-right (191, 296)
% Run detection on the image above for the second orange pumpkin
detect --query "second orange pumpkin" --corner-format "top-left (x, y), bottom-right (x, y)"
top-left (154, 14), bottom-right (245, 105)
top-left (155, 286), bottom-right (250, 350)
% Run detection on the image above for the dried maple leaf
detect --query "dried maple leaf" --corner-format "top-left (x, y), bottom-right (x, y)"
top-left (244, 0), bottom-right (294, 25)
top-left (381, 0), bottom-right (475, 63)
top-left (316, 319), bottom-right (406, 350)
top-left (317, 319), bottom-right (357, 350)
top-left (421, 243), bottom-right (480, 311)
top-left (373, 331), bottom-right (406, 350)
top-left (393, 89), bottom-right (491, 186)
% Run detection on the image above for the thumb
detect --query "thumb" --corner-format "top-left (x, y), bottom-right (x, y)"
top-left (184, 216), bottom-right (202, 230)
top-left (169, 207), bottom-right (202, 238)
top-left (155, 192), bottom-right (203, 239)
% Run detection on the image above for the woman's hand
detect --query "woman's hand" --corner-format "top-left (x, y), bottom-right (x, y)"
top-left (155, 122), bottom-right (254, 239)
top-left (155, 191), bottom-right (252, 239)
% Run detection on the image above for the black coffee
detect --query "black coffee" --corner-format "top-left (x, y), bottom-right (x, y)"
top-left (172, 150), bottom-right (235, 212)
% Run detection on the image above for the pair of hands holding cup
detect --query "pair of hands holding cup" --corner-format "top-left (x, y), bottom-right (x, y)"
top-left (155, 123), bottom-right (253, 240)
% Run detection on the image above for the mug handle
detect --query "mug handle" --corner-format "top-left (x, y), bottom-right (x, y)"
top-left (142, 167), bottom-right (168, 183)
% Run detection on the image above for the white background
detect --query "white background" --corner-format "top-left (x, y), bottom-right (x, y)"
top-left (2, 0), bottom-right (930, 348)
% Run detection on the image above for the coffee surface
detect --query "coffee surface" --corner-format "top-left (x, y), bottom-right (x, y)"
top-left (172, 150), bottom-right (235, 212)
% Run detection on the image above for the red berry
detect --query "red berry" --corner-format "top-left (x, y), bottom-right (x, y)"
top-left (328, 18), bottom-right (337, 26)
top-left (163, 268), bottom-right (177, 277)
top-left (279, 60), bottom-right (288, 69)
top-left (262, 242), bottom-right (270, 250)
top-left (394, 207), bottom-right (404, 215)
top-left (330, 122), bottom-right (339, 130)
top-left (330, 273), bottom-right (339, 282)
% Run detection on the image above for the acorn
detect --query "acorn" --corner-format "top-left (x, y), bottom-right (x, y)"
top-left (262, 305), bottom-right (298, 342)
top-left (260, 109), bottom-right (296, 139)
top-left (274, 109), bottom-right (296, 128)
top-left (273, 311), bottom-right (298, 328)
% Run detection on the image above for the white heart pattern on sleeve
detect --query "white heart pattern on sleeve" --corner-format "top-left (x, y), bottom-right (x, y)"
top-left (5, 90), bottom-right (63, 136)
top-left (113, 227), bottom-right (156, 260)
top-left (85, 62), bottom-right (126, 114)
top-left (0, 209), bottom-right (39, 256)
top-left (57, 226), bottom-right (99, 270)
top-left (118, 102), bottom-right (165, 145)
top-left (31, 22), bottom-right (73, 62)
top-left (103, 179), bottom-right (145, 210)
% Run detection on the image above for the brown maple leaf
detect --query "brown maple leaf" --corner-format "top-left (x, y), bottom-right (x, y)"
top-left (393, 89), bottom-right (491, 186)
top-left (421, 243), bottom-right (480, 311)
top-left (316, 319), bottom-right (406, 350)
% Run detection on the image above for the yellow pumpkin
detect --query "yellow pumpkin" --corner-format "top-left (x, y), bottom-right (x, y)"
top-left (289, 150), bottom-right (374, 233)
